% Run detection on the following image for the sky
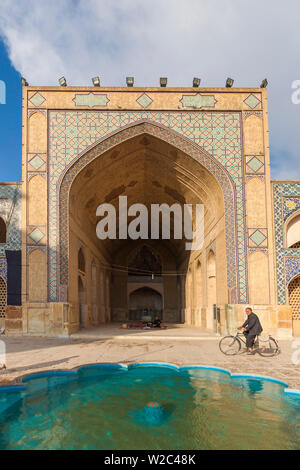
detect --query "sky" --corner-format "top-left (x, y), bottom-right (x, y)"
top-left (0, 0), bottom-right (299, 181)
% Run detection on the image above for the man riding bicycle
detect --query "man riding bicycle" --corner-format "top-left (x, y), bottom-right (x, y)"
top-left (238, 307), bottom-right (263, 354)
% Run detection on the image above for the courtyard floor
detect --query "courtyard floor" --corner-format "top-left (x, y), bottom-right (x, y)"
top-left (0, 324), bottom-right (299, 389)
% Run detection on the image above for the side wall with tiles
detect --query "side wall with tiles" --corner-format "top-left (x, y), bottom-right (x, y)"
top-left (0, 183), bottom-right (22, 328)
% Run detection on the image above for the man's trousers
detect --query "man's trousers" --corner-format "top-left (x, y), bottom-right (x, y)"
top-left (244, 332), bottom-right (256, 349)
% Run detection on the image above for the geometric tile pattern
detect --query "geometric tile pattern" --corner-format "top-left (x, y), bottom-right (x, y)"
top-left (0, 257), bottom-right (7, 282)
top-left (48, 111), bottom-right (247, 303)
top-left (72, 93), bottom-right (109, 108)
top-left (0, 184), bottom-right (21, 257)
top-left (248, 228), bottom-right (268, 248)
top-left (282, 196), bottom-right (300, 222)
top-left (244, 93), bottom-right (261, 109)
top-left (180, 94), bottom-right (217, 109)
top-left (136, 94), bottom-right (153, 109)
top-left (285, 257), bottom-right (300, 285)
top-left (28, 154), bottom-right (45, 170)
top-left (28, 171), bottom-right (47, 181)
top-left (28, 228), bottom-right (45, 244)
top-left (29, 92), bottom-right (46, 107)
top-left (273, 182), bottom-right (300, 304)
top-left (245, 155), bottom-right (265, 174)
top-left (243, 111), bottom-right (263, 120)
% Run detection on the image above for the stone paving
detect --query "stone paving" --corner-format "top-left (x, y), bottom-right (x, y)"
top-left (0, 324), bottom-right (299, 389)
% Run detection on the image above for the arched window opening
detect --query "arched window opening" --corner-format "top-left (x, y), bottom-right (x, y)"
top-left (196, 260), bottom-right (203, 308)
top-left (0, 217), bottom-right (7, 244)
top-left (207, 250), bottom-right (217, 306)
top-left (290, 241), bottom-right (300, 249)
top-left (129, 287), bottom-right (162, 322)
top-left (286, 213), bottom-right (300, 249)
top-left (288, 275), bottom-right (300, 322)
top-left (78, 247), bottom-right (86, 273)
top-left (78, 275), bottom-right (87, 327)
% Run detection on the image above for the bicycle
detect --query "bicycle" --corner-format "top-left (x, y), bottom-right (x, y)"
top-left (219, 331), bottom-right (280, 357)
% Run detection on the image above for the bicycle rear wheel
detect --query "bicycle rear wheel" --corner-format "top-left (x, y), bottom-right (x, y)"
top-left (258, 337), bottom-right (279, 357)
top-left (219, 336), bottom-right (241, 355)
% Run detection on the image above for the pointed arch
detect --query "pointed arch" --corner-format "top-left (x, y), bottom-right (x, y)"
top-left (285, 210), bottom-right (300, 248)
top-left (51, 120), bottom-right (244, 304)
top-left (78, 247), bottom-right (86, 273)
top-left (0, 217), bottom-right (6, 244)
top-left (288, 274), bottom-right (300, 324)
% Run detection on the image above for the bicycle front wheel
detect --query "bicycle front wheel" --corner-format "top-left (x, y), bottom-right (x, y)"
top-left (258, 337), bottom-right (279, 357)
top-left (219, 336), bottom-right (241, 355)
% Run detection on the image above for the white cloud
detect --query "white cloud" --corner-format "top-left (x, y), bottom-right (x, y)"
top-left (0, 0), bottom-right (299, 179)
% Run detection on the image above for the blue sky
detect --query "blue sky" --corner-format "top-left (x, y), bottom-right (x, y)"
top-left (0, 39), bottom-right (22, 181)
top-left (0, 0), bottom-right (299, 182)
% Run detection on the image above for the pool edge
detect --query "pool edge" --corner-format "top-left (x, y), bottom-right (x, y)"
top-left (0, 362), bottom-right (299, 397)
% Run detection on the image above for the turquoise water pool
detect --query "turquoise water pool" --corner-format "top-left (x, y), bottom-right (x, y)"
top-left (0, 364), bottom-right (299, 450)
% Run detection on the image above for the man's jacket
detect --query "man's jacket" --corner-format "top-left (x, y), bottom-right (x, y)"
top-left (242, 313), bottom-right (263, 335)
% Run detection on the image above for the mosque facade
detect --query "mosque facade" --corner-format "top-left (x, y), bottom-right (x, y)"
top-left (0, 85), bottom-right (299, 337)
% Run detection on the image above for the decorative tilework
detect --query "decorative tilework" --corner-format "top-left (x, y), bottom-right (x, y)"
top-left (243, 111), bottom-right (263, 119)
top-left (244, 94), bottom-right (261, 109)
top-left (28, 154), bottom-right (45, 170)
top-left (285, 257), bottom-right (300, 285)
top-left (136, 94), bottom-right (153, 109)
top-left (58, 123), bottom-right (241, 302)
top-left (28, 228), bottom-right (45, 244)
top-left (248, 228), bottom-right (268, 248)
top-left (248, 247), bottom-right (269, 255)
top-left (27, 245), bottom-right (47, 255)
top-left (28, 109), bottom-right (47, 118)
top-left (180, 94), bottom-right (217, 109)
top-left (273, 182), bottom-right (300, 304)
top-left (0, 185), bottom-right (21, 257)
top-left (248, 157), bottom-right (263, 172)
top-left (72, 93), bottom-right (109, 108)
top-left (206, 240), bottom-right (216, 256)
top-left (28, 172), bottom-right (46, 181)
top-left (245, 155), bottom-right (265, 174)
top-left (29, 92), bottom-right (46, 107)
top-left (282, 196), bottom-right (300, 222)
top-left (0, 257), bottom-right (7, 282)
top-left (48, 111), bottom-right (248, 304)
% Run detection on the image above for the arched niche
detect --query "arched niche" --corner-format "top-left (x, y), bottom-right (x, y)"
top-left (245, 177), bottom-right (266, 227)
top-left (288, 275), bottom-right (300, 321)
top-left (243, 114), bottom-right (263, 154)
top-left (56, 121), bottom-right (240, 308)
top-left (78, 274), bottom-right (88, 327)
top-left (129, 286), bottom-right (163, 321)
top-left (285, 212), bottom-right (300, 248)
top-left (78, 247), bottom-right (86, 273)
top-left (28, 249), bottom-right (47, 302)
top-left (28, 175), bottom-right (47, 226)
top-left (195, 260), bottom-right (203, 308)
top-left (248, 250), bottom-right (270, 304)
top-left (0, 217), bottom-right (6, 244)
top-left (28, 111), bottom-right (47, 153)
top-left (207, 250), bottom-right (217, 307)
